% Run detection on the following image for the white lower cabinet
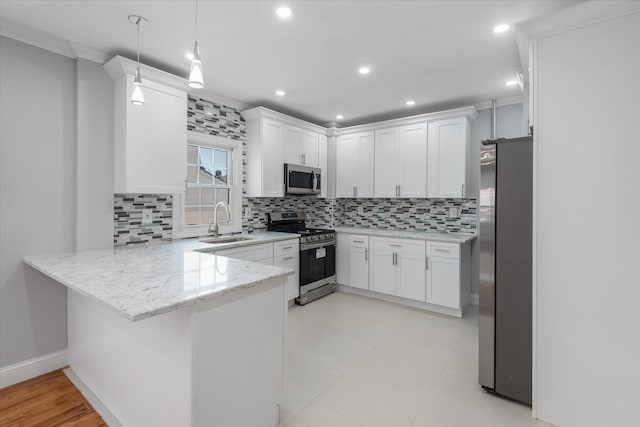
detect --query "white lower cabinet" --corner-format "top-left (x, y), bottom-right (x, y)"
top-left (337, 232), bottom-right (471, 317)
top-left (273, 240), bottom-right (300, 301)
top-left (213, 238), bottom-right (300, 301)
top-left (349, 236), bottom-right (369, 290)
top-left (369, 237), bottom-right (426, 302)
top-left (336, 233), bottom-right (351, 284)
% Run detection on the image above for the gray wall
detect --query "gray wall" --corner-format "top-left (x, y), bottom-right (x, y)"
top-left (0, 37), bottom-right (76, 368)
top-left (75, 59), bottom-right (114, 251)
top-left (468, 102), bottom-right (524, 296)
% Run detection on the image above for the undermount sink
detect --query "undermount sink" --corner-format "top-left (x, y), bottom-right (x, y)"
top-left (199, 236), bottom-right (253, 244)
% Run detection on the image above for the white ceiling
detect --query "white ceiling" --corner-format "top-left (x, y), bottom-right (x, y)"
top-left (0, 0), bottom-right (582, 126)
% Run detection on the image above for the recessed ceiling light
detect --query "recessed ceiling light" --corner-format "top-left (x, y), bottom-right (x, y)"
top-left (185, 51), bottom-right (194, 60)
top-left (406, 100), bottom-right (415, 106)
top-left (358, 66), bottom-right (371, 75)
top-left (276, 7), bottom-right (292, 18)
top-left (493, 24), bottom-right (510, 34)
top-left (505, 80), bottom-right (518, 86)
top-left (275, 90), bottom-right (286, 96)
top-left (336, 115), bottom-right (344, 120)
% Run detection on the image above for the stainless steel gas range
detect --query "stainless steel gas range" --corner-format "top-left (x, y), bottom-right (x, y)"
top-left (267, 212), bottom-right (336, 305)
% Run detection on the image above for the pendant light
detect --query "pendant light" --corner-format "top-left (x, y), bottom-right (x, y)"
top-left (188, 0), bottom-right (204, 89)
top-left (129, 15), bottom-right (148, 105)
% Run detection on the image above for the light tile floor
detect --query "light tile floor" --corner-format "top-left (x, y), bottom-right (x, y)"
top-left (281, 292), bottom-right (551, 427)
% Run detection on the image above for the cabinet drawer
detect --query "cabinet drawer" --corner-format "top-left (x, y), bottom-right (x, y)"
top-left (426, 242), bottom-right (460, 259)
top-left (350, 235), bottom-right (369, 248)
top-left (274, 239), bottom-right (299, 257)
top-left (371, 237), bottom-right (424, 257)
top-left (216, 243), bottom-right (274, 262)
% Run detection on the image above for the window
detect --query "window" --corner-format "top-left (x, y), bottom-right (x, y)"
top-left (174, 131), bottom-right (242, 238)
top-left (185, 144), bottom-right (231, 225)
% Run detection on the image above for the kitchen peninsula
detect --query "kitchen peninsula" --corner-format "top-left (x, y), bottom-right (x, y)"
top-left (23, 235), bottom-right (295, 427)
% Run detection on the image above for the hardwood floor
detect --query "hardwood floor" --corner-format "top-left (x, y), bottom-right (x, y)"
top-left (0, 369), bottom-right (107, 426)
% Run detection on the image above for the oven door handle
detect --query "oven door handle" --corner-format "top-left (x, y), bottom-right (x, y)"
top-left (300, 241), bottom-right (336, 251)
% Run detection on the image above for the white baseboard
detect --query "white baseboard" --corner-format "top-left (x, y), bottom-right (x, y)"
top-left (0, 350), bottom-right (68, 388)
top-left (471, 293), bottom-right (479, 306)
top-left (64, 368), bottom-right (123, 427)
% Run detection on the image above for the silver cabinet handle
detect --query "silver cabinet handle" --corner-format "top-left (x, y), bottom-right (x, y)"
top-left (353, 239), bottom-right (365, 243)
top-left (425, 256), bottom-right (429, 270)
top-left (355, 186), bottom-right (358, 197)
top-left (365, 249), bottom-right (368, 261)
top-left (391, 252), bottom-right (395, 266)
top-left (461, 184), bottom-right (464, 197)
top-left (390, 244), bottom-right (402, 248)
top-left (353, 186), bottom-right (357, 197)
top-left (184, 178), bottom-right (188, 194)
top-left (282, 246), bottom-right (293, 250)
top-left (282, 256), bottom-right (295, 261)
top-left (434, 248), bottom-right (450, 253)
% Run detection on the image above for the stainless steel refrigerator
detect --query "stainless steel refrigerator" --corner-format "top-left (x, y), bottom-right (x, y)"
top-left (479, 136), bottom-right (532, 406)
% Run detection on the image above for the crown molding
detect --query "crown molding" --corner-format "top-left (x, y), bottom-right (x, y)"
top-left (335, 106), bottom-right (478, 135)
top-left (0, 19), bottom-right (110, 63)
top-left (103, 55), bottom-right (187, 91)
top-left (242, 106), bottom-right (328, 134)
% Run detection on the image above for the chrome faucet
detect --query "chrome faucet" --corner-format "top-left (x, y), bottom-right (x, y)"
top-left (208, 201), bottom-right (231, 237)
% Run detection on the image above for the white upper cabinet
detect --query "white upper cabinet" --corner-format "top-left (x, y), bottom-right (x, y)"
top-left (427, 117), bottom-right (471, 198)
top-left (318, 133), bottom-right (328, 198)
top-left (284, 126), bottom-right (319, 167)
top-left (301, 130), bottom-right (319, 167)
top-left (373, 128), bottom-right (399, 198)
top-left (244, 107), bottom-right (327, 197)
top-left (284, 125), bottom-right (302, 165)
top-left (104, 56), bottom-right (188, 194)
top-left (374, 123), bottom-right (428, 198)
top-left (336, 131), bottom-right (374, 198)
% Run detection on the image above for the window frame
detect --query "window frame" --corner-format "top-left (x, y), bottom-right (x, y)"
top-left (173, 131), bottom-right (242, 238)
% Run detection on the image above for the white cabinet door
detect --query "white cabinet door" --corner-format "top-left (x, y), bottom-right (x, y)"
top-left (262, 118), bottom-right (285, 197)
top-left (427, 117), bottom-right (469, 198)
top-left (120, 78), bottom-right (187, 194)
top-left (369, 239), bottom-right (396, 296)
top-left (374, 128), bottom-right (399, 198)
top-left (356, 132), bottom-right (375, 198)
top-left (398, 123), bottom-right (428, 198)
top-left (336, 131), bottom-right (374, 198)
top-left (336, 233), bottom-right (351, 284)
top-left (349, 244), bottom-right (369, 290)
top-left (318, 133), bottom-right (328, 198)
top-left (336, 134), bottom-right (357, 198)
top-left (396, 245), bottom-right (427, 302)
top-left (301, 130), bottom-right (319, 167)
top-left (284, 125), bottom-right (302, 165)
top-left (426, 256), bottom-right (460, 308)
top-left (274, 239), bottom-right (299, 300)
top-left (275, 254), bottom-right (299, 300)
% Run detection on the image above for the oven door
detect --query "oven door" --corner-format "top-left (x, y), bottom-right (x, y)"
top-left (299, 242), bottom-right (336, 287)
top-left (285, 164), bottom-right (321, 195)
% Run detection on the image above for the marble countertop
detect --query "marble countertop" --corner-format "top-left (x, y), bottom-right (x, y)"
top-left (23, 234), bottom-right (297, 322)
top-left (334, 227), bottom-right (476, 243)
top-left (187, 231), bottom-right (300, 252)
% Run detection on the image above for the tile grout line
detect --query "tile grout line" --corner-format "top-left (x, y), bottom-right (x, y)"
top-left (407, 332), bottom-right (469, 427)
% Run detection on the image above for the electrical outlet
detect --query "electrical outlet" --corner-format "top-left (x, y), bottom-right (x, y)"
top-left (449, 207), bottom-right (458, 218)
top-left (244, 207), bottom-right (252, 217)
top-left (358, 206), bottom-right (364, 215)
top-left (142, 209), bottom-right (153, 224)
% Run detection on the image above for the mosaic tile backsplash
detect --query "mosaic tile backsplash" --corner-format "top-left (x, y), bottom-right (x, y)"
top-left (187, 96), bottom-right (248, 194)
top-left (243, 197), bottom-right (334, 230)
top-left (242, 197), bottom-right (477, 234)
top-left (334, 198), bottom-right (477, 234)
top-left (114, 194), bottom-right (173, 246)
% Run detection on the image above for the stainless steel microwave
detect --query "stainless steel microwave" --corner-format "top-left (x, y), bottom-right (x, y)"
top-left (285, 164), bottom-right (321, 195)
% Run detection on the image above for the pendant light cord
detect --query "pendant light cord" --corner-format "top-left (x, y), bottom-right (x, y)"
top-left (195, 0), bottom-right (199, 39)
top-left (136, 18), bottom-right (141, 64)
